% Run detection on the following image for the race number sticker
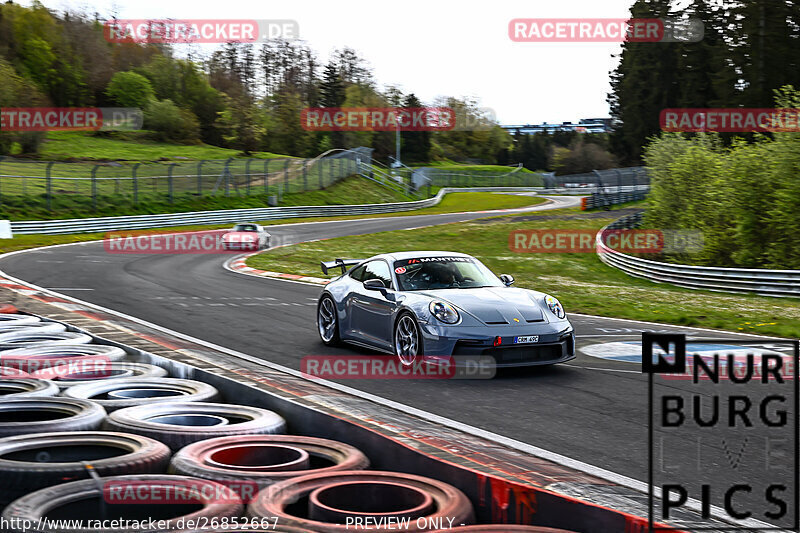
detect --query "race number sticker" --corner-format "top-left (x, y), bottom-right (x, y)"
top-left (395, 267), bottom-right (406, 274)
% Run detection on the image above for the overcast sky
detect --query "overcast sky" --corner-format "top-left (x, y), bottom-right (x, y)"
top-left (23, 0), bottom-right (670, 124)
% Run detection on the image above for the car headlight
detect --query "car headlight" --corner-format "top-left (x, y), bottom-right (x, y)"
top-left (429, 301), bottom-right (460, 324)
top-left (545, 295), bottom-right (566, 319)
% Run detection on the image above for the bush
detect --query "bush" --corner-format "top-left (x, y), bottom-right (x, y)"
top-left (644, 87), bottom-right (800, 269)
top-left (143, 100), bottom-right (200, 142)
top-left (551, 139), bottom-right (616, 175)
top-left (105, 71), bottom-right (155, 109)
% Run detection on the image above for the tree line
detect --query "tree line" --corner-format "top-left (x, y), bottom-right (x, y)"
top-left (609, 0), bottom-right (800, 164)
top-left (644, 86), bottom-right (800, 269)
top-left (0, 1), bottom-right (619, 173)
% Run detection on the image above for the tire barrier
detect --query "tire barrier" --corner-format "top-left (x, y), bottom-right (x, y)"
top-left (0, 397), bottom-right (106, 437)
top-left (179, 528), bottom-right (315, 533)
top-left (31, 361), bottom-right (168, 388)
top-left (63, 377), bottom-right (220, 412)
top-left (0, 344), bottom-right (127, 361)
top-left (0, 314), bottom-right (40, 326)
top-left (104, 402), bottom-right (288, 451)
top-left (436, 527), bottom-right (578, 532)
top-left (0, 431), bottom-right (170, 508)
top-left (0, 331), bottom-right (92, 351)
top-left (1, 474), bottom-right (244, 533)
top-left (0, 367), bottom-right (30, 378)
top-left (0, 321), bottom-right (67, 334)
top-left (248, 471), bottom-right (475, 532)
top-left (0, 302), bottom-right (611, 530)
top-left (0, 344), bottom-right (128, 375)
top-left (0, 377), bottom-right (58, 399)
top-left (170, 435), bottom-right (369, 489)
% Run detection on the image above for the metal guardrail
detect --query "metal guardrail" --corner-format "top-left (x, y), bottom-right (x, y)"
top-left (596, 212), bottom-right (800, 298)
top-left (583, 187), bottom-right (649, 209)
top-left (10, 187), bottom-right (542, 235)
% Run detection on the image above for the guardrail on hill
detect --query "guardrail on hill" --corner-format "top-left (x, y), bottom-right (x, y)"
top-left (596, 212), bottom-right (800, 298)
top-left (9, 186), bottom-right (542, 235)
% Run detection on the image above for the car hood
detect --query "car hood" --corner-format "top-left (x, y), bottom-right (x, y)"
top-left (418, 287), bottom-right (546, 324)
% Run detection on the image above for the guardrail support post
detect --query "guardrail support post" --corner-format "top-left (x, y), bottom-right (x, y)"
top-left (46, 161), bottom-right (54, 211)
top-left (91, 166), bottom-right (98, 210)
top-left (319, 160), bottom-right (324, 189)
top-left (303, 160), bottom-right (308, 191)
top-left (197, 161), bottom-right (205, 196)
top-left (284, 159), bottom-right (289, 192)
top-left (263, 160), bottom-right (269, 195)
top-left (224, 158), bottom-right (233, 197)
top-left (132, 163), bottom-right (140, 205)
top-left (0, 156), bottom-right (5, 208)
top-left (168, 163), bottom-right (177, 204)
top-left (245, 159), bottom-right (252, 196)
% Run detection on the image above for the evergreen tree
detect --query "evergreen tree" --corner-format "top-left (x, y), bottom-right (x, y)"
top-left (319, 62), bottom-right (346, 148)
top-left (608, 0), bottom-right (680, 163)
top-left (400, 93), bottom-right (431, 163)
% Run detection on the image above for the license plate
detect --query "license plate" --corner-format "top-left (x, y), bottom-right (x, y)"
top-left (514, 335), bottom-right (539, 344)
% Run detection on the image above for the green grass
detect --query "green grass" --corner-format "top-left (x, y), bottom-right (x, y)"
top-left (246, 192), bottom-right (546, 226)
top-left (0, 192), bottom-right (548, 255)
top-left (36, 131), bottom-right (290, 161)
top-left (279, 177), bottom-right (414, 206)
top-left (0, 176), bottom-right (407, 221)
top-left (246, 205), bottom-right (800, 339)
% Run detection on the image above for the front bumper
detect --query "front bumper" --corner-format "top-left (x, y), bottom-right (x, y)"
top-left (419, 322), bottom-right (576, 368)
top-left (223, 241), bottom-right (259, 250)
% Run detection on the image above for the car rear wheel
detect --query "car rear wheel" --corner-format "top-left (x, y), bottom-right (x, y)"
top-left (317, 295), bottom-right (341, 346)
top-left (394, 313), bottom-right (422, 366)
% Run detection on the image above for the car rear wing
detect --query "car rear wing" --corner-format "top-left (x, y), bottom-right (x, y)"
top-left (320, 258), bottom-right (363, 275)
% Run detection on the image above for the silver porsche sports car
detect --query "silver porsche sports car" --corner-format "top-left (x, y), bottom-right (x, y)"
top-left (316, 251), bottom-right (575, 368)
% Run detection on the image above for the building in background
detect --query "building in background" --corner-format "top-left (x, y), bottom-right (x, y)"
top-left (502, 118), bottom-right (612, 134)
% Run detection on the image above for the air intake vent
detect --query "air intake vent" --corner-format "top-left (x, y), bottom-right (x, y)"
top-left (485, 321), bottom-right (508, 325)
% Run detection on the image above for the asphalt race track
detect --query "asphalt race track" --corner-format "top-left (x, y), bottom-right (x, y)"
top-left (1, 196), bottom-right (795, 521)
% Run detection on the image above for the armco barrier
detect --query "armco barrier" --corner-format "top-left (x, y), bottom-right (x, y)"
top-left (596, 212), bottom-right (800, 298)
top-left (9, 187), bottom-right (543, 235)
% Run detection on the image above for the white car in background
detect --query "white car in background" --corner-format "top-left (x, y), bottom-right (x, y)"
top-left (222, 223), bottom-right (271, 251)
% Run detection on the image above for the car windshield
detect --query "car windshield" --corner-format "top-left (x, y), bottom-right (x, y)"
top-left (393, 257), bottom-right (503, 291)
top-left (233, 224), bottom-right (257, 232)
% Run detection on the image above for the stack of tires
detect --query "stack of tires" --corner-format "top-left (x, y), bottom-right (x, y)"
top-left (0, 307), bottom-right (574, 533)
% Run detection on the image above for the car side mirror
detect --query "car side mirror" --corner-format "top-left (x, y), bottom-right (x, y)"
top-left (363, 279), bottom-right (386, 291)
top-left (499, 274), bottom-right (515, 286)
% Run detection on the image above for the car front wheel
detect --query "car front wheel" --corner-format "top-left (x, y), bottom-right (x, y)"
top-left (394, 313), bottom-right (422, 366)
